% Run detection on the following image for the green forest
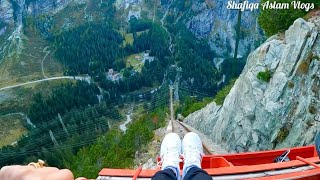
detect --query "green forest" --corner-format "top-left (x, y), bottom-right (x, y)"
top-left (54, 24), bottom-right (125, 75)
top-left (52, 15), bottom-right (227, 96)
top-left (0, 81), bottom-right (119, 167)
top-left (0, 79), bottom-right (169, 173)
top-left (28, 82), bottom-right (100, 125)
top-left (0, 3), bottom-right (241, 171)
top-left (69, 107), bottom-right (167, 178)
top-left (0, 0), bottom-right (259, 175)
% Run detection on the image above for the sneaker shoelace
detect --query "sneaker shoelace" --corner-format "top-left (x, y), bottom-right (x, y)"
top-left (183, 145), bottom-right (202, 166)
top-left (157, 145), bottom-right (181, 168)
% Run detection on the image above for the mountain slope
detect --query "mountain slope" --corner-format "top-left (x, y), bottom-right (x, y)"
top-left (185, 16), bottom-right (320, 152)
top-left (168, 0), bottom-right (264, 59)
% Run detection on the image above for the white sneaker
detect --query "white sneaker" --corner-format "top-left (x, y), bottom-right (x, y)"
top-left (182, 132), bottom-right (204, 177)
top-left (158, 133), bottom-right (181, 179)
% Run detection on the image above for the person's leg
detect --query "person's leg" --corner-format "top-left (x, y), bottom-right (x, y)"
top-left (152, 133), bottom-right (181, 180)
top-left (152, 168), bottom-right (176, 180)
top-left (183, 166), bottom-right (211, 180)
top-left (182, 132), bottom-right (211, 180)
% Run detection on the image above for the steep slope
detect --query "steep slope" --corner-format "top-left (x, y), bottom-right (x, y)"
top-left (185, 16), bottom-right (320, 152)
top-left (0, 0), bottom-right (13, 23)
top-left (27, 0), bottom-right (72, 15)
top-left (169, 0), bottom-right (264, 59)
top-left (1, 0), bottom-right (264, 56)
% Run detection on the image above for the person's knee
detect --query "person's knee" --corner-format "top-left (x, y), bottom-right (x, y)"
top-left (46, 169), bottom-right (74, 180)
top-left (59, 169), bottom-right (74, 179)
top-left (0, 166), bottom-right (75, 180)
top-left (0, 165), bottom-right (34, 180)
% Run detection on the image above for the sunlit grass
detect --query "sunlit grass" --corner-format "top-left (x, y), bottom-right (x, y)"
top-left (126, 53), bottom-right (144, 72)
top-left (123, 30), bottom-right (149, 46)
top-left (0, 114), bottom-right (27, 148)
top-left (0, 28), bottom-right (63, 88)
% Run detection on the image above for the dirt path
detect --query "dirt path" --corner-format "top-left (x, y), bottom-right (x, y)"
top-left (1, 112), bottom-right (35, 128)
top-left (0, 76), bottom-right (91, 91)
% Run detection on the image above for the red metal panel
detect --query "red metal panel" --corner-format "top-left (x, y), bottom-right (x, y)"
top-left (132, 166), bottom-right (142, 180)
top-left (248, 168), bottom-right (320, 180)
top-left (296, 156), bottom-right (320, 168)
top-left (203, 145), bottom-right (315, 167)
top-left (209, 157), bottom-right (234, 168)
top-left (99, 145), bottom-right (319, 178)
top-left (99, 168), bottom-right (158, 177)
top-left (205, 157), bottom-right (320, 175)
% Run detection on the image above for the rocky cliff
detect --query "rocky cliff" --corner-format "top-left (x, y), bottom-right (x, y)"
top-left (169, 0), bottom-right (264, 59)
top-left (0, 0), bottom-right (263, 58)
top-left (185, 16), bottom-right (320, 152)
top-left (0, 0), bottom-right (14, 23)
top-left (27, 0), bottom-right (72, 15)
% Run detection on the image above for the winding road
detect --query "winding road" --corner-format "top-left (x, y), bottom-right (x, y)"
top-left (0, 76), bottom-right (91, 91)
top-left (41, 46), bottom-right (51, 78)
top-left (1, 112), bottom-right (35, 128)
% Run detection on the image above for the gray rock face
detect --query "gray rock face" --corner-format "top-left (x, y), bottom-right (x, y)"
top-left (0, 0), bottom-right (72, 26)
top-left (27, 0), bottom-right (72, 15)
top-left (0, 0), bottom-right (263, 60)
top-left (0, 26), bottom-right (6, 35)
top-left (185, 17), bottom-right (320, 152)
top-left (115, 0), bottom-right (142, 10)
top-left (185, 0), bottom-right (264, 58)
top-left (0, 0), bottom-right (14, 23)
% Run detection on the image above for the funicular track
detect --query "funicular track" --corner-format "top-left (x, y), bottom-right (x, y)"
top-left (172, 120), bottom-right (212, 155)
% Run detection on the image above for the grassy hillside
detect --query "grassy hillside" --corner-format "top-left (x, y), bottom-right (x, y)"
top-left (0, 114), bottom-right (27, 148)
top-left (0, 30), bottom-right (63, 89)
top-left (0, 80), bottom-right (78, 148)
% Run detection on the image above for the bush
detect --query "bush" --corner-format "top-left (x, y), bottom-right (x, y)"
top-left (276, 126), bottom-right (290, 143)
top-left (257, 69), bottom-right (272, 82)
top-left (297, 61), bottom-right (309, 75)
top-left (214, 79), bottom-right (237, 105)
top-left (288, 81), bottom-right (294, 88)
top-left (309, 105), bottom-right (317, 114)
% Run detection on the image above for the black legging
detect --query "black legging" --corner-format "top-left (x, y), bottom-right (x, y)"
top-left (152, 167), bottom-right (212, 180)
